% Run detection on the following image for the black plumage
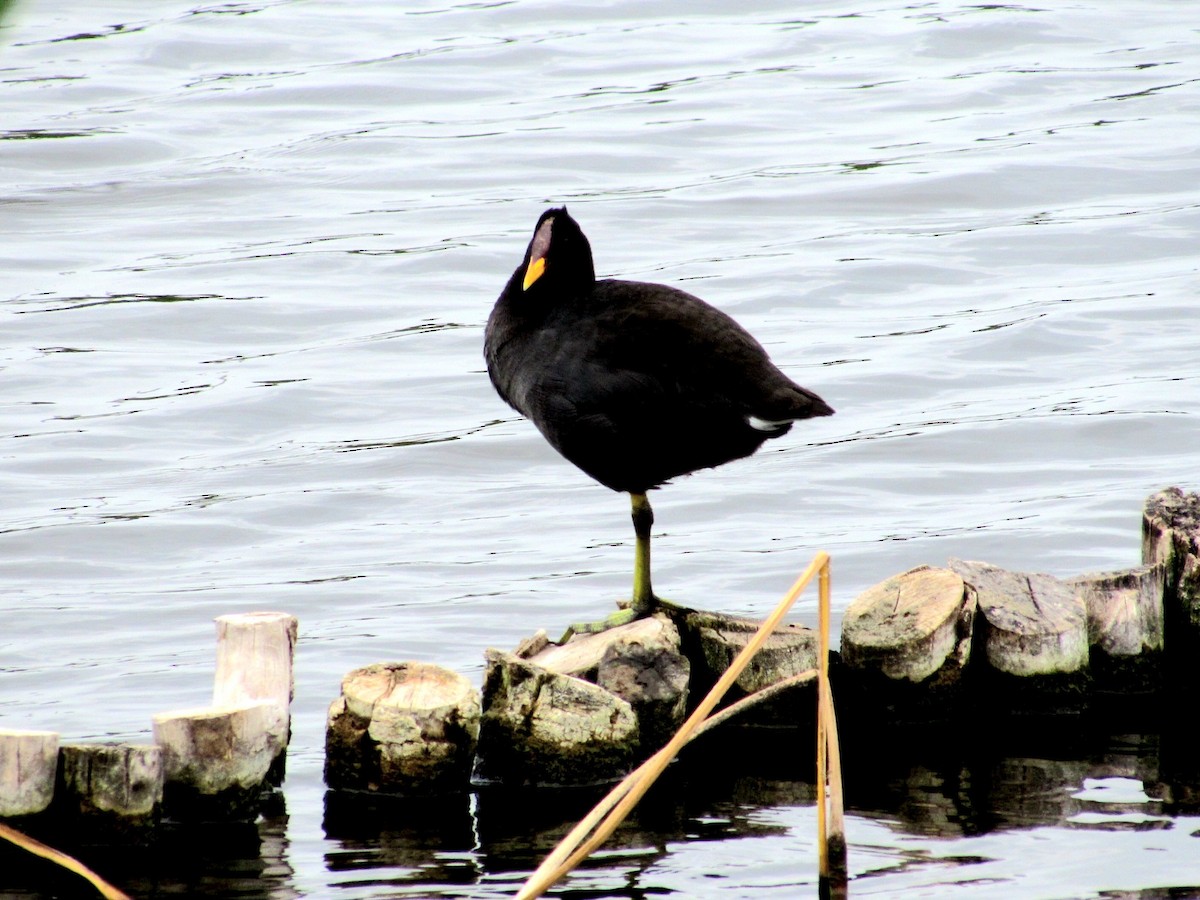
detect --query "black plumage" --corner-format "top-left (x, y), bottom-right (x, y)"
top-left (484, 207), bottom-right (833, 637)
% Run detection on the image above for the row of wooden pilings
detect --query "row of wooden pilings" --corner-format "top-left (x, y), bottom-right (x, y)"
top-left (323, 486), bottom-right (1200, 794)
top-left (1, 612), bottom-right (297, 831)
top-left (4, 487), bottom-right (1199, 832)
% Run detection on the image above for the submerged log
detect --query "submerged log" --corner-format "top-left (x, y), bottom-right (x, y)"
top-left (0, 729), bottom-right (59, 819)
top-left (152, 702), bottom-right (286, 820)
top-left (324, 662), bottom-right (480, 795)
top-left (841, 566), bottom-right (975, 703)
top-left (474, 650), bottom-right (638, 787)
top-left (1142, 487), bottom-right (1200, 658)
top-left (55, 743), bottom-right (162, 835)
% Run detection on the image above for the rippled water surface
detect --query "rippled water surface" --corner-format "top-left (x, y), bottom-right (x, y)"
top-left (3, 1), bottom-right (1199, 897)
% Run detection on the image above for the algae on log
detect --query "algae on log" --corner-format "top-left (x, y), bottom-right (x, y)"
top-left (325, 662), bottom-right (479, 795)
top-left (841, 565), bottom-right (975, 685)
top-left (474, 650), bottom-right (638, 787)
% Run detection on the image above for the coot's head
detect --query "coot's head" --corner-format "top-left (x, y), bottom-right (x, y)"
top-left (521, 207), bottom-right (596, 297)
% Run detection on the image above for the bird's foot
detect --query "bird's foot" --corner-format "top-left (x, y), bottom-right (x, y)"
top-left (557, 595), bottom-right (666, 644)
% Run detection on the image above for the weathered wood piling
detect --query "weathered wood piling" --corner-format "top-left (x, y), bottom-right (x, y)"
top-left (1143, 486), bottom-right (1200, 655)
top-left (7, 489), bottom-right (1196, 816)
top-left (323, 486), bottom-right (1199, 793)
top-left (0, 730), bottom-right (59, 820)
top-left (56, 743), bottom-right (163, 836)
top-left (152, 611), bottom-right (297, 818)
top-left (527, 616), bottom-right (690, 755)
top-left (0, 611), bottom-right (297, 840)
top-left (838, 489), bottom-right (1187, 718)
top-left (325, 661), bottom-right (480, 794)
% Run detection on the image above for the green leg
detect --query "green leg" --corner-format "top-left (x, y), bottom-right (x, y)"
top-left (630, 490), bottom-right (655, 615)
top-left (559, 492), bottom-right (659, 642)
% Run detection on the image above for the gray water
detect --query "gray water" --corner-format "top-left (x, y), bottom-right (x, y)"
top-left (3, 0), bottom-right (1199, 897)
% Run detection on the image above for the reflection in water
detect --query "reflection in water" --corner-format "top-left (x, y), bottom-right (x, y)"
top-left (6, 717), bottom-right (1192, 897)
top-left (837, 715), bottom-right (1190, 838)
top-left (322, 768), bottom-right (804, 897)
top-left (315, 719), bottom-right (1200, 897)
top-left (0, 795), bottom-right (295, 900)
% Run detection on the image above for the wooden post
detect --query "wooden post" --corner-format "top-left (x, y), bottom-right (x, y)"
top-left (56, 743), bottom-right (162, 833)
top-left (327, 662), bottom-right (481, 794)
top-left (474, 651), bottom-right (635, 787)
top-left (684, 610), bottom-right (818, 697)
top-left (148, 611), bottom-right (297, 820)
top-left (1074, 566), bottom-right (1164, 657)
top-left (529, 616), bottom-right (690, 751)
top-left (950, 559), bottom-right (1089, 710)
top-left (152, 702), bottom-right (285, 820)
top-left (1072, 566), bottom-right (1164, 692)
top-left (213, 612), bottom-right (297, 784)
top-left (841, 566), bottom-right (975, 684)
top-left (213, 611), bottom-right (297, 712)
top-left (1143, 487), bottom-right (1200, 661)
top-left (0, 729), bottom-right (58, 819)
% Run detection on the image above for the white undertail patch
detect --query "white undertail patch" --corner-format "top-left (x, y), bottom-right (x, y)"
top-left (747, 414), bottom-right (791, 432)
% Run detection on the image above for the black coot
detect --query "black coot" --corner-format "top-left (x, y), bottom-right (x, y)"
top-left (485, 207), bottom-right (834, 638)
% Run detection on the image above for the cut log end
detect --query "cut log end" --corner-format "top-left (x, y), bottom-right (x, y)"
top-left (0, 730), bottom-right (59, 819)
top-left (842, 566), bottom-right (972, 685)
top-left (473, 650), bottom-right (638, 788)
top-left (326, 662), bottom-right (480, 795)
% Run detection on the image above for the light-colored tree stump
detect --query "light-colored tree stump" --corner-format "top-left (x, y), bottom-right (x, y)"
top-left (950, 559), bottom-right (1088, 680)
top-left (0, 729), bottom-right (58, 818)
top-left (529, 616), bottom-right (667, 676)
top-left (213, 611), bottom-right (297, 785)
top-left (213, 611), bottom-right (297, 711)
top-left (1073, 563), bottom-right (1164, 697)
top-left (596, 621), bottom-right (689, 752)
top-left (841, 566), bottom-right (975, 684)
top-left (530, 615), bottom-right (689, 752)
top-left (152, 702), bottom-right (285, 820)
top-left (670, 608), bottom-right (818, 728)
top-left (325, 662), bottom-right (480, 795)
top-left (685, 609), bottom-right (818, 695)
top-left (474, 650), bottom-right (637, 787)
top-left (56, 743), bottom-right (162, 833)
top-left (1142, 487), bottom-right (1200, 655)
top-left (1073, 566), bottom-right (1163, 657)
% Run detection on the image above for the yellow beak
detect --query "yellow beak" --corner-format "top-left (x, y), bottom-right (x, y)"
top-left (523, 256), bottom-right (546, 291)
